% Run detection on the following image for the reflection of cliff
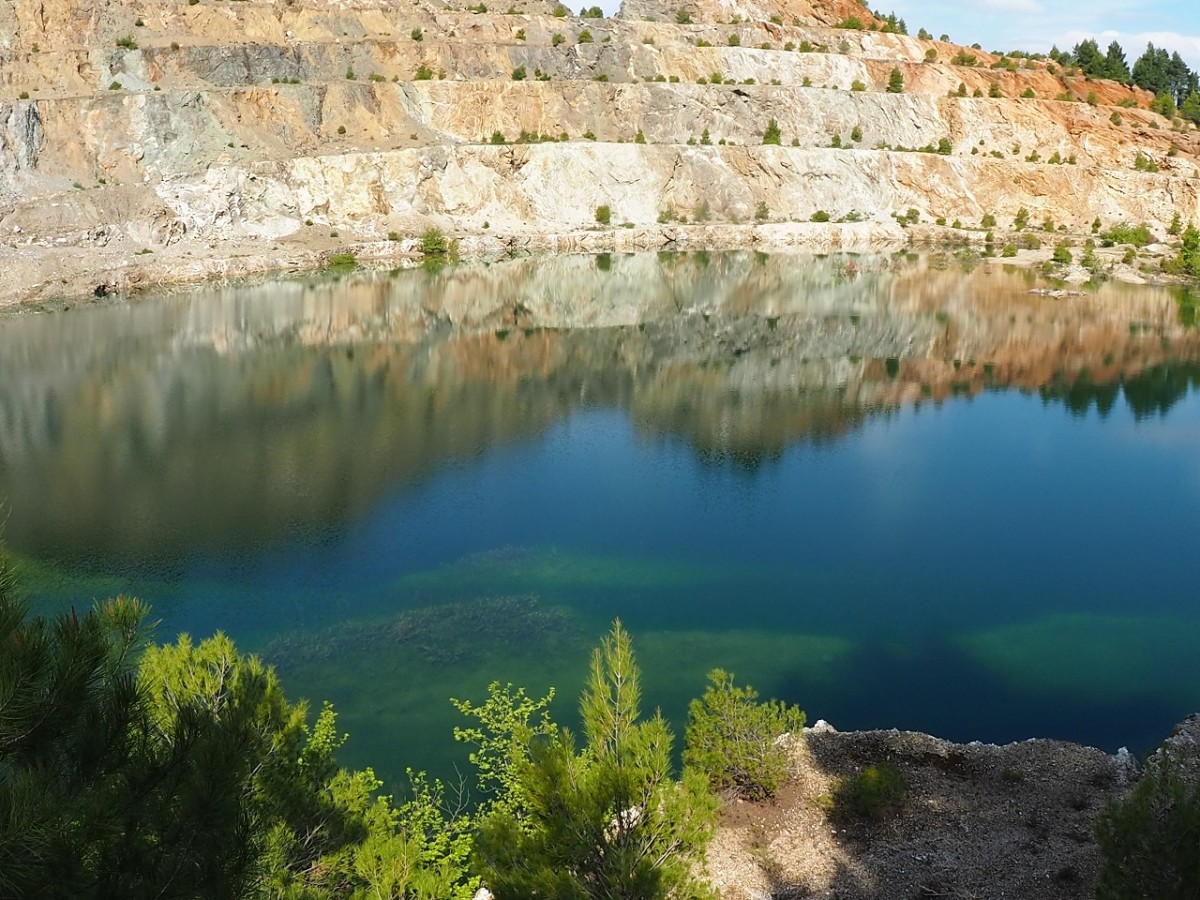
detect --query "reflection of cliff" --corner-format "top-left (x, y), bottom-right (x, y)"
top-left (0, 252), bottom-right (1197, 560)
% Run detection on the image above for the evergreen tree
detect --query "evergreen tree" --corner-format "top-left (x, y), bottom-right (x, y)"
top-left (473, 622), bottom-right (719, 899)
top-left (1072, 39), bottom-right (1103, 77)
top-left (887, 66), bottom-right (905, 93)
top-left (1104, 41), bottom-right (1130, 83)
top-left (1181, 91), bottom-right (1200, 124)
top-left (0, 554), bottom-right (475, 900)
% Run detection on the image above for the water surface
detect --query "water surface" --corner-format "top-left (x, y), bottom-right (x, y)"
top-left (3, 252), bottom-right (1199, 785)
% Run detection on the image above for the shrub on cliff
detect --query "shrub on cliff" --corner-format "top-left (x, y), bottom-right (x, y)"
top-left (472, 622), bottom-right (718, 900)
top-left (887, 67), bottom-right (904, 93)
top-left (594, 205), bottom-right (612, 225)
top-left (684, 669), bottom-right (805, 800)
top-left (1095, 749), bottom-right (1200, 899)
top-left (762, 118), bottom-right (782, 145)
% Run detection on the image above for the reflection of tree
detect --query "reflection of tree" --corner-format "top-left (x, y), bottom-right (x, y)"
top-left (1040, 363), bottom-right (1200, 420)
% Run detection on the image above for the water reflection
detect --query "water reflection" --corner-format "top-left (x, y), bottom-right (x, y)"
top-left (0, 251), bottom-right (1197, 563)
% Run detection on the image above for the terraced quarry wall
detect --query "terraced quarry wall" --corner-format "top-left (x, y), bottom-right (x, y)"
top-left (1, 0), bottom-right (1198, 304)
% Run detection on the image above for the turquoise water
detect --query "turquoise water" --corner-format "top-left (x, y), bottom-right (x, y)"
top-left (3, 252), bottom-right (1199, 786)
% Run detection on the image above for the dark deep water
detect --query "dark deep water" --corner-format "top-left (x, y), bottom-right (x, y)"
top-left (3, 251), bottom-right (1199, 786)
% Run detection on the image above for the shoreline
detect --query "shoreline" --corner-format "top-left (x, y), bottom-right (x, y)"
top-left (1, 222), bottom-right (1191, 316)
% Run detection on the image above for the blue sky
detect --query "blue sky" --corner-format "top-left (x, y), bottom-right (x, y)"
top-left (587, 0), bottom-right (1200, 71)
top-left (879, 0), bottom-right (1200, 71)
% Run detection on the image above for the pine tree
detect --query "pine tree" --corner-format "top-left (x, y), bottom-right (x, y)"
top-left (1104, 41), bottom-right (1130, 83)
top-left (474, 621), bottom-right (719, 899)
top-left (887, 66), bottom-right (905, 93)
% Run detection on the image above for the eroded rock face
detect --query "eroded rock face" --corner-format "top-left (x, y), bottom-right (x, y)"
top-left (0, 0), bottom-right (1197, 305)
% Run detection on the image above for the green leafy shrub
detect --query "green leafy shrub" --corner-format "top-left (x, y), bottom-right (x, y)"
top-left (727, 33), bottom-right (740, 46)
top-left (754, 201), bottom-right (769, 221)
top-left (594, 204), bottom-right (611, 225)
top-left (415, 65), bottom-right (433, 80)
top-left (851, 80), bottom-right (866, 92)
top-left (811, 210), bottom-right (831, 222)
top-left (1052, 242), bottom-right (1073, 264)
top-left (411, 27), bottom-right (423, 40)
top-left (578, 28), bottom-right (593, 43)
top-left (762, 118), bottom-right (782, 145)
top-left (684, 669), bottom-right (805, 800)
top-left (831, 763), bottom-right (908, 822)
top-left (116, 35), bottom-right (138, 50)
top-left (1102, 222), bottom-right (1153, 247)
top-left (675, 8), bottom-right (692, 23)
top-left (836, 16), bottom-right (864, 29)
top-left (326, 251), bottom-right (357, 270)
top-left (552, 32), bottom-right (565, 45)
top-left (887, 67), bottom-right (904, 93)
top-left (512, 65), bottom-right (526, 80)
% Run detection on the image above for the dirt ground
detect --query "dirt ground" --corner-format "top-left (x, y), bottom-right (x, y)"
top-left (705, 720), bottom-right (1152, 900)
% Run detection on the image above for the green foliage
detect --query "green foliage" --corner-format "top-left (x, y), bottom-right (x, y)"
top-left (552, 2), bottom-right (568, 14)
top-left (762, 118), bottom-right (781, 145)
top-left (1173, 224), bottom-right (1200, 278)
top-left (831, 763), bottom-right (908, 822)
top-left (1096, 751), bottom-right (1200, 899)
top-left (727, 33), bottom-right (740, 46)
top-left (1169, 212), bottom-right (1183, 236)
top-left (887, 67), bottom-right (904, 93)
top-left (594, 204), bottom-right (612, 225)
top-left (512, 65), bottom-right (526, 80)
top-left (684, 669), bottom-right (805, 800)
top-left (924, 48), bottom-right (937, 62)
top-left (415, 65), bottom-right (434, 80)
top-left (1052, 242), bottom-right (1073, 264)
top-left (1021, 87), bottom-right (1036, 98)
top-left (754, 201), bottom-right (769, 221)
top-left (1134, 151), bottom-right (1160, 172)
top-left (116, 35), bottom-right (138, 49)
top-left (988, 82), bottom-right (1002, 98)
top-left (850, 124), bottom-right (863, 142)
top-left (811, 210), bottom-right (831, 223)
top-left (411, 27), bottom-right (423, 40)
top-left (552, 32), bottom-right (565, 45)
top-left (578, 29), bottom-right (593, 43)
top-left (421, 227), bottom-right (451, 257)
top-left (1103, 222), bottom-right (1154, 247)
top-left (0, 555), bottom-right (476, 900)
top-left (675, 8), bottom-right (692, 23)
top-left (836, 16), bottom-right (864, 30)
top-left (981, 213), bottom-right (997, 228)
top-left (473, 623), bottom-right (718, 899)
top-left (1014, 207), bottom-right (1030, 229)
top-left (452, 681), bottom-right (558, 818)
top-left (326, 251), bottom-right (358, 270)
top-left (851, 80), bottom-right (866, 92)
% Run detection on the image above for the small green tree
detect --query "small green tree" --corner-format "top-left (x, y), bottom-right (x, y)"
top-left (472, 622), bottom-right (719, 899)
top-left (887, 67), bottom-right (904, 93)
top-left (1096, 749), bottom-right (1200, 899)
top-left (595, 204), bottom-right (612, 225)
top-left (684, 669), bottom-right (805, 800)
top-left (762, 118), bottom-right (782, 145)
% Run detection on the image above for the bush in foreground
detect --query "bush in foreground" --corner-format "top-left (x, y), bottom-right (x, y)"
top-left (684, 668), bottom-right (805, 800)
top-left (1096, 750), bottom-right (1200, 899)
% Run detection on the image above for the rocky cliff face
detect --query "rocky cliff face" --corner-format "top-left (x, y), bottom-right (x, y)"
top-left (0, 0), bottom-right (1198, 305)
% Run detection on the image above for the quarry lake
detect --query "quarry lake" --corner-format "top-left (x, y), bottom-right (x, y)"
top-left (3, 251), bottom-right (1200, 785)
